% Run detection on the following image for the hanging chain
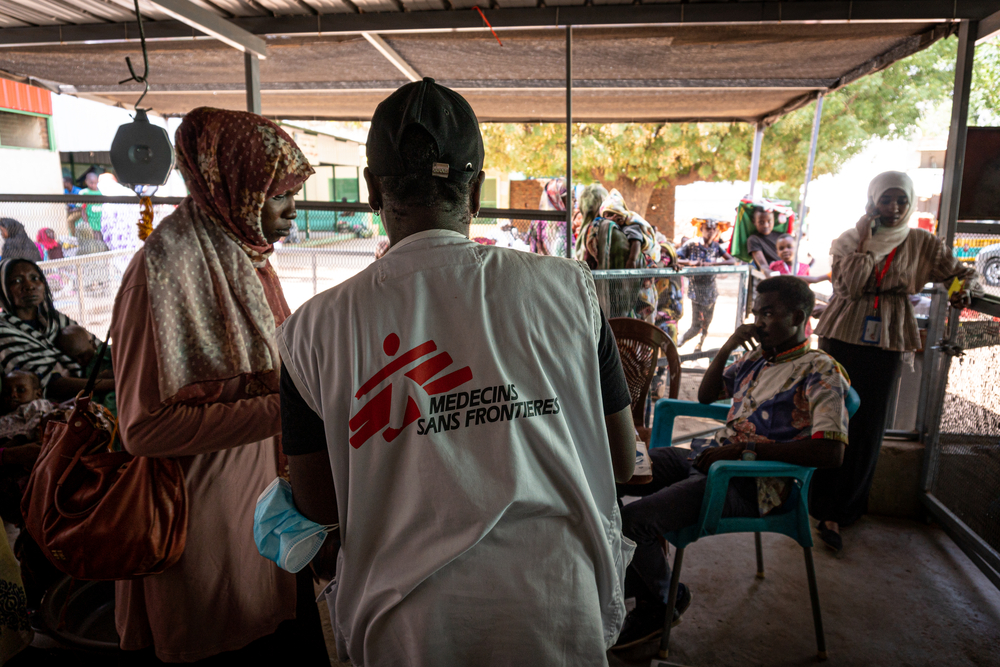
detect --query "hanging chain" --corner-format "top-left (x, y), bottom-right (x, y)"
top-left (118, 0), bottom-right (151, 111)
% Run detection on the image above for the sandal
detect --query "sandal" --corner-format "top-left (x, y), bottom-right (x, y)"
top-left (817, 521), bottom-right (842, 554)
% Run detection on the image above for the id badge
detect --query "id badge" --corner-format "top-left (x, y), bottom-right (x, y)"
top-left (860, 315), bottom-right (882, 345)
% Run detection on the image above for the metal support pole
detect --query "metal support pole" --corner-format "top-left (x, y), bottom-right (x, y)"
top-left (938, 20), bottom-right (977, 247)
top-left (244, 51), bottom-right (261, 114)
top-left (919, 19), bottom-right (977, 491)
top-left (565, 24), bottom-right (573, 259)
top-left (793, 93), bottom-right (824, 275)
top-left (748, 123), bottom-right (764, 200)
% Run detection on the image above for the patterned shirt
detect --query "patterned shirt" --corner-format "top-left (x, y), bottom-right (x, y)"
top-left (677, 240), bottom-right (728, 305)
top-left (695, 341), bottom-right (850, 515)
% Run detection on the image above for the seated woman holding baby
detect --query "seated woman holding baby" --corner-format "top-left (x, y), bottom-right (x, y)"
top-left (0, 258), bottom-right (113, 401)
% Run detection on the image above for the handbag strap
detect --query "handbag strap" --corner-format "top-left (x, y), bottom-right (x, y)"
top-left (83, 333), bottom-right (111, 395)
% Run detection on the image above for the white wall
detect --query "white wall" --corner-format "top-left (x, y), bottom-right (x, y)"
top-left (52, 94), bottom-right (172, 153)
top-left (0, 147), bottom-right (62, 195)
top-left (0, 147), bottom-right (65, 238)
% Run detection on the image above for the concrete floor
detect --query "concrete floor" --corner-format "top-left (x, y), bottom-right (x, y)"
top-left (607, 516), bottom-right (1000, 667)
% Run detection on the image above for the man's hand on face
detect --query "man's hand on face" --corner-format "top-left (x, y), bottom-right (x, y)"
top-left (693, 443), bottom-right (744, 474)
top-left (726, 323), bottom-right (759, 351)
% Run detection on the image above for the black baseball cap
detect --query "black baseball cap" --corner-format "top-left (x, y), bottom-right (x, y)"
top-left (367, 78), bottom-right (484, 184)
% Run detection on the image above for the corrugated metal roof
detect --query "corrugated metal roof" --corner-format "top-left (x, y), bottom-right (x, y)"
top-left (0, 1), bottom-right (984, 121)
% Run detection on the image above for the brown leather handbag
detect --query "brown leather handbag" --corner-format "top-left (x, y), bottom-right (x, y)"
top-left (21, 340), bottom-right (188, 580)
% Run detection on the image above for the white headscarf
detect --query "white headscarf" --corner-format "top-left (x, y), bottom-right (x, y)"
top-left (831, 171), bottom-right (915, 261)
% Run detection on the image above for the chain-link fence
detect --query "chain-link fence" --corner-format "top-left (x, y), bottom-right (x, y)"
top-left (924, 299), bottom-right (1000, 587)
top-left (0, 195), bottom-right (569, 336)
top-left (591, 265), bottom-right (749, 355)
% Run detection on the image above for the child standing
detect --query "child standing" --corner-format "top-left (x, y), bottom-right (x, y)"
top-left (768, 234), bottom-right (830, 337)
top-left (676, 219), bottom-right (736, 351)
top-left (746, 206), bottom-right (784, 273)
top-left (769, 234), bottom-right (830, 284)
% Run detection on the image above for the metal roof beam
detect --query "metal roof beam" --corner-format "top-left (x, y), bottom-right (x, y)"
top-left (362, 32), bottom-right (421, 82)
top-left (67, 78), bottom-right (837, 93)
top-left (146, 0), bottom-right (267, 57)
top-left (1, 1), bottom-right (999, 46)
top-left (977, 8), bottom-right (1000, 40)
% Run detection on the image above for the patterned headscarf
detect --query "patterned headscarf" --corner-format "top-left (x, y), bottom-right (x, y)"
top-left (174, 107), bottom-right (314, 262)
top-left (143, 108), bottom-right (314, 405)
top-left (599, 189), bottom-right (630, 220)
top-left (541, 178), bottom-right (568, 212)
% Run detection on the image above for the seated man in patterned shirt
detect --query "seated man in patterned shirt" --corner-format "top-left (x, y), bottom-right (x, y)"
top-left (613, 275), bottom-right (850, 650)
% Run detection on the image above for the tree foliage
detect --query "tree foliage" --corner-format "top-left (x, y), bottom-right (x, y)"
top-left (482, 35), bottom-right (963, 217)
top-left (971, 39), bottom-right (1000, 125)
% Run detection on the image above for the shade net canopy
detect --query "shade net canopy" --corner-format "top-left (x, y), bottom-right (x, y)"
top-left (0, 0), bottom-right (983, 123)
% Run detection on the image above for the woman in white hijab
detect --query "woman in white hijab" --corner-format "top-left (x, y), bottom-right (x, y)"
top-left (811, 171), bottom-right (979, 552)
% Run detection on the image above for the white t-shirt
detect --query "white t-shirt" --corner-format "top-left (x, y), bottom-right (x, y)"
top-left (276, 230), bottom-right (633, 667)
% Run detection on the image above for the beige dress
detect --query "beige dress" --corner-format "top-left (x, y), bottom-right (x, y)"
top-left (110, 250), bottom-right (296, 663)
top-left (815, 228), bottom-right (976, 352)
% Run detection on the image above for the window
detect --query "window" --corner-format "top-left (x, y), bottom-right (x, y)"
top-left (0, 110), bottom-right (49, 149)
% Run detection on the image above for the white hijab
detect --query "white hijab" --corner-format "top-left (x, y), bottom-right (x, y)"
top-left (831, 171), bottom-right (915, 261)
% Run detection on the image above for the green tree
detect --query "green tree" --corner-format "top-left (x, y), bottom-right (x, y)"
top-left (482, 36), bottom-right (960, 232)
top-left (971, 39), bottom-right (1000, 125)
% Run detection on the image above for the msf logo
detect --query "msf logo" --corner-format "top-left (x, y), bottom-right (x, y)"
top-left (348, 333), bottom-right (472, 449)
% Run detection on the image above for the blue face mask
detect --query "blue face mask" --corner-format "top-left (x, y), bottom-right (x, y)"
top-left (254, 477), bottom-right (338, 573)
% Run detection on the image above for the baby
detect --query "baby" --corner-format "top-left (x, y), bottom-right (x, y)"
top-left (55, 324), bottom-right (99, 370)
top-left (0, 370), bottom-right (55, 466)
top-left (2, 370), bottom-right (43, 414)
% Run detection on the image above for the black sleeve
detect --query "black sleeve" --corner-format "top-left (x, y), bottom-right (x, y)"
top-left (597, 313), bottom-right (632, 416)
top-left (280, 365), bottom-right (328, 456)
top-left (745, 234), bottom-right (763, 253)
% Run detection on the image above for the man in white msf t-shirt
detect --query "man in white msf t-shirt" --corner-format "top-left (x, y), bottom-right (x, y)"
top-left (277, 78), bottom-right (637, 666)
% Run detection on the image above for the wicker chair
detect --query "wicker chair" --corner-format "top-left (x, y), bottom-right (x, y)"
top-left (609, 318), bottom-right (680, 427)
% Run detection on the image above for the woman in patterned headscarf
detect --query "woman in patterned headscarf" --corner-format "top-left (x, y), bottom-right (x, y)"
top-left (109, 108), bottom-right (328, 663)
top-left (597, 189), bottom-right (660, 268)
top-left (527, 177), bottom-right (572, 257)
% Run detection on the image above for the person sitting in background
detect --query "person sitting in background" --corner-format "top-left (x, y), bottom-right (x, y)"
top-left (676, 219), bottom-right (736, 352)
top-left (613, 276), bottom-right (850, 650)
top-left (0, 259), bottom-right (112, 401)
top-left (35, 229), bottom-right (63, 261)
top-left (0, 220), bottom-right (41, 264)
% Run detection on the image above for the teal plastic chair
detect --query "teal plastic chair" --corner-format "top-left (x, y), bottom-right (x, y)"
top-left (648, 387), bottom-right (860, 664)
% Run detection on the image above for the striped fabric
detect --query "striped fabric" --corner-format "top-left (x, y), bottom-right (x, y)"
top-left (815, 228), bottom-right (978, 352)
top-left (0, 309), bottom-right (83, 388)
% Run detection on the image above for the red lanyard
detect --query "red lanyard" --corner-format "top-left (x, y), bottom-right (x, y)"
top-left (872, 247), bottom-right (898, 311)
